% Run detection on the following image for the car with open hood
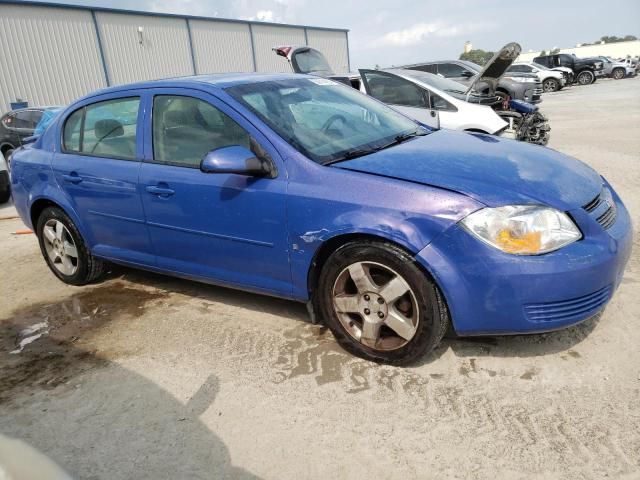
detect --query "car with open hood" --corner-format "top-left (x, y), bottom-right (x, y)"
top-left (9, 73), bottom-right (632, 364)
top-left (400, 43), bottom-right (544, 104)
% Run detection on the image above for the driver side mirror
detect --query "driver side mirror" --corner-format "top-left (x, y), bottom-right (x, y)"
top-left (200, 145), bottom-right (273, 178)
top-left (460, 70), bottom-right (474, 78)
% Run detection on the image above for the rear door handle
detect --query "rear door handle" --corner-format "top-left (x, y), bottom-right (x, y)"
top-left (62, 173), bottom-right (83, 184)
top-left (145, 185), bottom-right (175, 197)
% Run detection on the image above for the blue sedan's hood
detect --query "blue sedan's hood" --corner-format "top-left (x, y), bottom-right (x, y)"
top-left (336, 130), bottom-right (602, 210)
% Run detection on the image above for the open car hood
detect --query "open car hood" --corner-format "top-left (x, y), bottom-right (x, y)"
top-left (273, 45), bottom-right (335, 76)
top-left (466, 42), bottom-right (522, 95)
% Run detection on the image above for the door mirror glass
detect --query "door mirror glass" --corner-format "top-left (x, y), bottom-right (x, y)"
top-left (200, 145), bottom-right (271, 177)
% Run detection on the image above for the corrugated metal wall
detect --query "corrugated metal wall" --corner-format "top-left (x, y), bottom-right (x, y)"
top-left (252, 25), bottom-right (307, 73)
top-left (307, 29), bottom-right (350, 73)
top-left (190, 20), bottom-right (254, 74)
top-left (95, 12), bottom-right (194, 85)
top-left (0, 2), bottom-right (350, 113)
top-left (0, 4), bottom-right (106, 113)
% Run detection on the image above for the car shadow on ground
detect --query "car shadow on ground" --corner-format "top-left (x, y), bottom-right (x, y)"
top-left (103, 264), bottom-right (601, 365)
top-left (0, 280), bottom-right (263, 480)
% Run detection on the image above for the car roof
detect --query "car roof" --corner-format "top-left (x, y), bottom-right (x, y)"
top-left (84, 72), bottom-right (306, 97)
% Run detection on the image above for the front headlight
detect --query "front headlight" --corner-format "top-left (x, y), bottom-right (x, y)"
top-left (461, 205), bottom-right (581, 255)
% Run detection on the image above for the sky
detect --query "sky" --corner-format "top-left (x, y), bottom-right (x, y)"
top-left (19, 0), bottom-right (640, 68)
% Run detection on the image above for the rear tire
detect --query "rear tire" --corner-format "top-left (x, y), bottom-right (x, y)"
top-left (612, 68), bottom-right (625, 80)
top-left (36, 206), bottom-right (106, 285)
top-left (313, 240), bottom-right (448, 365)
top-left (576, 70), bottom-right (595, 85)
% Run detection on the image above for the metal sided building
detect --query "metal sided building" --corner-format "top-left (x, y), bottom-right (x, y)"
top-left (0, 0), bottom-right (350, 113)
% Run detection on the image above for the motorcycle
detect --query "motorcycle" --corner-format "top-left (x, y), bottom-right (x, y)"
top-left (494, 97), bottom-right (551, 146)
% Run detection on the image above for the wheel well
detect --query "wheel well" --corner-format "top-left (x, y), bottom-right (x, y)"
top-left (0, 143), bottom-right (14, 154)
top-left (30, 199), bottom-right (60, 229)
top-left (307, 232), bottom-right (454, 330)
top-left (307, 233), bottom-right (413, 295)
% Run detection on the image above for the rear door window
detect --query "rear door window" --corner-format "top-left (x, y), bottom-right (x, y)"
top-left (62, 97), bottom-right (140, 160)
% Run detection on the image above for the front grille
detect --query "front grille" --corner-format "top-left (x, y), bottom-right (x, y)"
top-left (582, 188), bottom-right (617, 229)
top-left (524, 285), bottom-right (612, 322)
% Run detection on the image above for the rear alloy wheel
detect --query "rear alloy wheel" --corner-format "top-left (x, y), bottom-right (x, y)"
top-left (542, 78), bottom-right (560, 92)
top-left (36, 206), bottom-right (106, 285)
top-left (576, 70), bottom-right (595, 85)
top-left (612, 68), bottom-right (625, 80)
top-left (315, 241), bottom-right (448, 365)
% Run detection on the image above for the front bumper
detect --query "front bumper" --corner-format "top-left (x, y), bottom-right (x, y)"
top-left (522, 86), bottom-right (543, 104)
top-left (416, 184), bottom-right (632, 335)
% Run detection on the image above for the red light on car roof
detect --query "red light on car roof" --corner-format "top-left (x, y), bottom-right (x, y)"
top-left (275, 46), bottom-right (292, 57)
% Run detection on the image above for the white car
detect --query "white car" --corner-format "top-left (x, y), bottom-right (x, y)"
top-left (358, 69), bottom-right (510, 136)
top-left (509, 62), bottom-right (567, 92)
top-left (273, 46), bottom-right (510, 137)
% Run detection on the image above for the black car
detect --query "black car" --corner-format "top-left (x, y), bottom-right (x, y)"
top-left (0, 107), bottom-right (59, 167)
top-left (533, 53), bottom-right (604, 85)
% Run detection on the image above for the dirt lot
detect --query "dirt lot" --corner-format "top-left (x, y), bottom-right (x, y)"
top-left (1, 78), bottom-right (639, 480)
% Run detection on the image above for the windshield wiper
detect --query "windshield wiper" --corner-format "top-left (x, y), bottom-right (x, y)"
top-left (324, 129), bottom-right (429, 166)
top-left (323, 148), bottom-right (379, 165)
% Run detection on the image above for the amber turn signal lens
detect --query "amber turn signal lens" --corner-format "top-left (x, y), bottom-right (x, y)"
top-left (497, 229), bottom-right (541, 254)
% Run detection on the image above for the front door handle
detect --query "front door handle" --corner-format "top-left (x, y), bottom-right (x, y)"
top-left (62, 172), bottom-right (83, 184)
top-left (145, 185), bottom-right (175, 197)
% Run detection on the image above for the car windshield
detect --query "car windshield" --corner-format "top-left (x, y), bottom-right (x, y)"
top-left (226, 78), bottom-right (423, 165)
top-left (531, 63), bottom-right (550, 71)
top-left (399, 70), bottom-right (468, 94)
top-left (457, 60), bottom-right (482, 72)
top-left (292, 49), bottom-right (334, 75)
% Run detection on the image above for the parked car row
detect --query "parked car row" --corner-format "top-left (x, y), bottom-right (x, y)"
top-left (276, 42), bottom-right (551, 146)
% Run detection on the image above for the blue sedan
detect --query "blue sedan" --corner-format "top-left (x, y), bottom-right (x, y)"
top-left (10, 73), bottom-right (632, 364)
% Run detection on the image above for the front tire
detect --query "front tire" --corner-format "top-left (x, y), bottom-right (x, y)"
top-left (314, 240), bottom-right (448, 365)
top-left (612, 68), bottom-right (625, 80)
top-left (576, 70), bottom-right (595, 85)
top-left (36, 206), bottom-right (106, 285)
top-left (542, 78), bottom-right (560, 92)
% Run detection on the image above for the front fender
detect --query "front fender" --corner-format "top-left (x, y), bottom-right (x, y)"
top-left (285, 159), bottom-right (482, 300)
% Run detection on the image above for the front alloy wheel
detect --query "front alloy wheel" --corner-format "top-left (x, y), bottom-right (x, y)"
top-left (315, 240), bottom-right (448, 365)
top-left (612, 68), bottom-right (625, 80)
top-left (577, 70), bottom-right (594, 85)
top-left (543, 78), bottom-right (560, 92)
top-left (333, 261), bottom-right (418, 351)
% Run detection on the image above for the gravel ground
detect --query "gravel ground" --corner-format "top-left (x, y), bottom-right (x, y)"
top-left (0, 77), bottom-right (639, 480)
